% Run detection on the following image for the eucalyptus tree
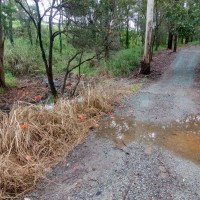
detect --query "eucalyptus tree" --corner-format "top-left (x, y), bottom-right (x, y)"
top-left (0, 0), bottom-right (5, 87)
top-left (140, 0), bottom-right (154, 74)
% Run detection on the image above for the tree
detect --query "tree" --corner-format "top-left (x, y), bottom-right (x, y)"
top-left (0, 0), bottom-right (5, 88)
top-left (15, 0), bottom-right (64, 98)
top-left (140, 0), bottom-right (154, 75)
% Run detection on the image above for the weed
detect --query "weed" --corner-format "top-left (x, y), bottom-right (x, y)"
top-left (107, 48), bottom-right (140, 77)
top-left (131, 83), bottom-right (143, 93)
top-left (5, 72), bottom-right (17, 87)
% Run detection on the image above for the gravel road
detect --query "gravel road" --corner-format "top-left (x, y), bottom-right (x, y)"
top-left (27, 46), bottom-right (200, 200)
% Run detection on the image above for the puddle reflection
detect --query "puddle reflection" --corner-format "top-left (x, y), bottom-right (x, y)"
top-left (96, 114), bottom-right (200, 164)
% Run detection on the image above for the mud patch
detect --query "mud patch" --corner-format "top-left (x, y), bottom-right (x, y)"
top-left (97, 114), bottom-right (200, 164)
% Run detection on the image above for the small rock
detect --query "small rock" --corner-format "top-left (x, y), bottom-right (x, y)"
top-left (144, 146), bottom-right (152, 155)
top-left (159, 172), bottom-right (168, 179)
top-left (96, 191), bottom-right (102, 196)
top-left (159, 166), bottom-right (167, 173)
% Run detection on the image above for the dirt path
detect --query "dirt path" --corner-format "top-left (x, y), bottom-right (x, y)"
top-left (27, 46), bottom-right (200, 200)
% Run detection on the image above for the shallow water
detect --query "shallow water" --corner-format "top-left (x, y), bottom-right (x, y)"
top-left (96, 114), bottom-right (200, 164)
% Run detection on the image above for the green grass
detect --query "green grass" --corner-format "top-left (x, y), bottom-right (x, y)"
top-left (189, 40), bottom-right (200, 45)
top-left (5, 72), bottom-right (17, 87)
top-left (154, 45), bottom-right (167, 52)
top-left (5, 38), bottom-right (44, 76)
top-left (107, 48), bottom-right (141, 77)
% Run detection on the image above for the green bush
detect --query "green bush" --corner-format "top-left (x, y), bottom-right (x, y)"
top-left (107, 48), bottom-right (141, 77)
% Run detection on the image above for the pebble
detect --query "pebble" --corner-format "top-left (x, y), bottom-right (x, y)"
top-left (159, 166), bottom-right (167, 173)
top-left (144, 146), bottom-right (152, 155)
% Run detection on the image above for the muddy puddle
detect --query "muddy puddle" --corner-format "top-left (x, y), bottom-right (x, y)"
top-left (96, 114), bottom-right (200, 164)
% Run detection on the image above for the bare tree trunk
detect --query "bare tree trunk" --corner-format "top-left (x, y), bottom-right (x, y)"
top-left (140, 0), bottom-right (154, 75)
top-left (185, 36), bottom-right (189, 44)
top-left (27, 19), bottom-right (33, 45)
top-left (35, 0), bottom-right (57, 98)
top-left (173, 35), bottom-right (177, 52)
top-left (154, 0), bottom-right (159, 51)
top-left (58, 12), bottom-right (63, 55)
top-left (168, 32), bottom-right (173, 49)
top-left (0, 0), bottom-right (5, 88)
top-left (125, 17), bottom-right (129, 49)
top-left (8, 0), bottom-right (14, 46)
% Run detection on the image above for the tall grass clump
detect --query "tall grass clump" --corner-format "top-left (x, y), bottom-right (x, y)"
top-left (0, 80), bottom-right (132, 199)
top-left (107, 48), bottom-right (141, 77)
top-left (4, 38), bottom-right (44, 76)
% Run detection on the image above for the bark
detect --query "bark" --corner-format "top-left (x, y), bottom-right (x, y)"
top-left (0, 0), bottom-right (5, 88)
top-left (104, 34), bottom-right (110, 59)
top-left (140, 0), bottom-right (154, 75)
top-left (8, 2), bottom-right (14, 46)
top-left (27, 19), bottom-right (33, 45)
top-left (185, 36), bottom-right (189, 44)
top-left (58, 13), bottom-right (63, 55)
top-left (125, 17), bottom-right (129, 49)
top-left (125, 5), bottom-right (130, 49)
top-left (181, 37), bottom-right (184, 44)
top-left (154, 0), bottom-right (159, 51)
top-left (173, 35), bottom-right (177, 52)
top-left (167, 32), bottom-right (173, 49)
top-left (47, 0), bottom-right (57, 98)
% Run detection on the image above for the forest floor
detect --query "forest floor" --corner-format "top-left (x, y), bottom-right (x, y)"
top-left (23, 45), bottom-right (200, 200)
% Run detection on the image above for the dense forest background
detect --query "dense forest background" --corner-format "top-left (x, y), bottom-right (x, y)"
top-left (0, 0), bottom-right (199, 97)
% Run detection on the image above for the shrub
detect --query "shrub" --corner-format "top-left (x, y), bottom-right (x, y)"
top-left (107, 48), bottom-right (141, 77)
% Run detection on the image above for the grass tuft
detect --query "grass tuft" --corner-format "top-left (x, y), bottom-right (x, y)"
top-left (5, 72), bottom-right (17, 87)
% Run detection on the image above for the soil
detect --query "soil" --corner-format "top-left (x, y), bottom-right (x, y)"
top-left (0, 74), bottom-right (99, 112)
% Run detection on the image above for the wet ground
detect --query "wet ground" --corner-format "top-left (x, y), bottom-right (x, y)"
top-left (27, 46), bottom-right (200, 200)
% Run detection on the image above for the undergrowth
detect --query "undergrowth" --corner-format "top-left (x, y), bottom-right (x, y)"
top-left (107, 48), bottom-right (141, 77)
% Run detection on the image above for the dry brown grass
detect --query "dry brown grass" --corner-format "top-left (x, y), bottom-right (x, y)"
top-left (0, 80), bottom-right (131, 199)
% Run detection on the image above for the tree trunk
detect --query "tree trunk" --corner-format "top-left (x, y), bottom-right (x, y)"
top-left (173, 35), bottom-right (177, 52)
top-left (125, 18), bottom-right (129, 49)
top-left (154, 0), bottom-right (159, 51)
top-left (167, 32), bottom-right (173, 49)
top-left (8, 2), bottom-right (14, 46)
top-left (27, 19), bottom-right (33, 45)
top-left (181, 37), bottom-right (184, 44)
top-left (58, 13), bottom-right (63, 55)
top-left (185, 36), bottom-right (189, 44)
top-left (35, 1), bottom-right (57, 98)
top-left (104, 31), bottom-right (110, 59)
top-left (140, 0), bottom-right (154, 75)
top-left (0, 0), bottom-right (5, 88)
